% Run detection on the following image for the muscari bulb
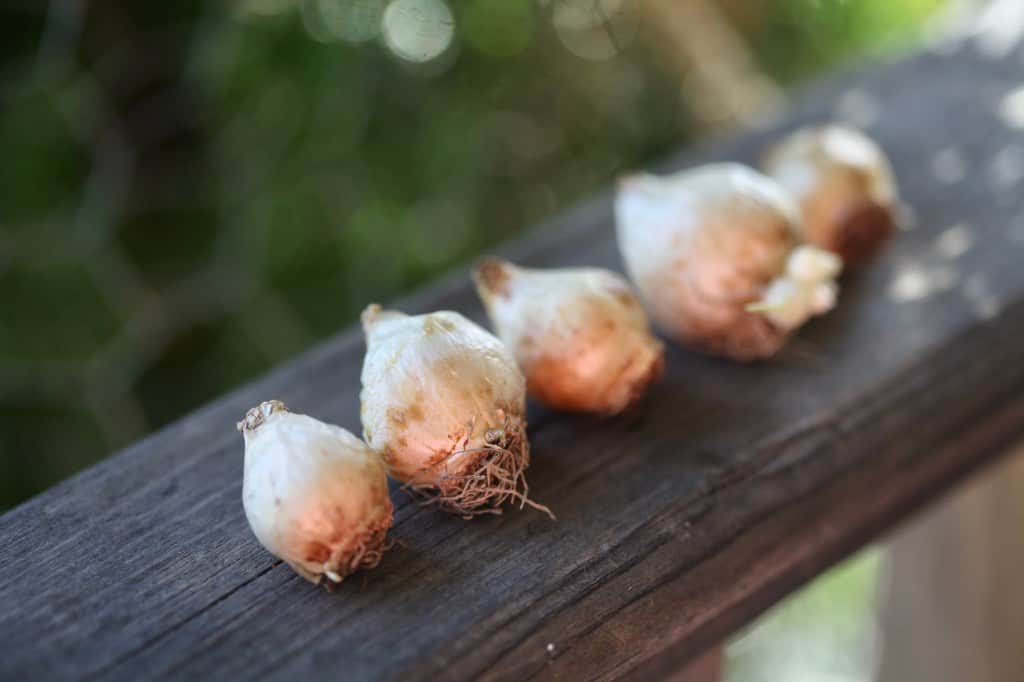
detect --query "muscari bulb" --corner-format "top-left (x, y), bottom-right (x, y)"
top-left (762, 124), bottom-right (897, 268)
top-left (359, 305), bottom-right (551, 518)
top-left (238, 400), bottom-right (393, 588)
top-left (615, 162), bottom-right (842, 361)
top-left (473, 258), bottom-right (664, 415)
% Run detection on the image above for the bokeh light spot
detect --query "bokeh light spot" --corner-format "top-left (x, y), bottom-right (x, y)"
top-left (382, 0), bottom-right (455, 64)
top-left (553, 0), bottom-right (632, 62)
top-left (934, 223), bottom-right (973, 260)
top-left (989, 145), bottom-right (1024, 190)
top-left (889, 262), bottom-right (959, 302)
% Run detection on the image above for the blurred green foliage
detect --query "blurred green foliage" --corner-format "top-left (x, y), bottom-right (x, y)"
top-left (743, 0), bottom-right (945, 82)
top-left (1, 0), bottom-right (942, 511)
top-left (727, 548), bottom-right (882, 681)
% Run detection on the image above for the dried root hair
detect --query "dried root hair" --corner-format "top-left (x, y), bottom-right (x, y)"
top-left (305, 515), bottom-right (394, 592)
top-left (403, 412), bottom-right (554, 520)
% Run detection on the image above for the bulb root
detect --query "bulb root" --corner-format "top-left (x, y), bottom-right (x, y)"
top-left (402, 414), bottom-right (554, 520)
top-left (319, 517), bottom-right (393, 592)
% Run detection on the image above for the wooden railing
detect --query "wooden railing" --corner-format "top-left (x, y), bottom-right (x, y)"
top-left (3, 43), bottom-right (1024, 681)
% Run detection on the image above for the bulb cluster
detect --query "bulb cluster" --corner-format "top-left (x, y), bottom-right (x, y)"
top-left (236, 123), bottom-right (895, 588)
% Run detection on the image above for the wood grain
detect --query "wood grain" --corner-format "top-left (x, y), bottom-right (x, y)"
top-left (4, 42), bottom-right (1024, 681)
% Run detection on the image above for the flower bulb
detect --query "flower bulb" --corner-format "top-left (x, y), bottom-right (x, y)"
top-left (359, 305), bottom-right (550, 518)
top-left (763, 124), bottom-right (897, 267)
top-left (473, 258), bottom-right (664, 415)
top-left (615, 163), bottom-right (841, 360)
top-left (238, 400), bottom-right (393, 588)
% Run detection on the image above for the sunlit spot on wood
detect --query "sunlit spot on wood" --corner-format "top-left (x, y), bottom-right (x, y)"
top-left (972, 0), bottom-right (1024, 60)
top-left (930, 148), bottom-right (966, 185)
top-left (989, 145), bottom-right (1024, 190)
top-left (934, 224), bottom-right (974, 261)
top-left (889, 263), bottom-right (959, 302)
top-left (961, 273), bottom-right (1001, 320)
top-left (998, 85), bottom-right (1024, 129)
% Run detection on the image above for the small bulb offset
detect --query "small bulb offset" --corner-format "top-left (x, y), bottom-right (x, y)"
top-left (238, 400), bottom-right (393, 587)
top-left (473, 259), bottom-right (664, 415)
top-left (762, 124), bottom-right (897, 268)
top-left (747, 245), bottom-right (842, 330)
top-left (615, 163), bottom-right (841, 360)
top-left (360, 305), bottom-right (550, 518)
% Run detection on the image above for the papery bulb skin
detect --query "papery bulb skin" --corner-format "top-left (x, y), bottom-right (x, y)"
top-left (615, 163), bottom-right (836, 361)
top-left (474, 259), bottom-right (664, 415)
top-left (238, 400), bottom-right (393, 588)
top-left (763, 124), bottom-right (897, 268)
top-left (359, 305), bottom-right (549, 518)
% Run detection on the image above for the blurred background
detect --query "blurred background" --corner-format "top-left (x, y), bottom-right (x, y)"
top-left (0, 0), bottom-right (960, 512)
top-left (0, 0), bottom-right (990, 679)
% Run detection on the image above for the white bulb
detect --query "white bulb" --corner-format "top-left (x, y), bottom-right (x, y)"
top-left (615, 163), bottom-right (823, 360)
top-left (474, 259), bottom-right (664, 415)
top-left (763, 124), bottom-right (897, 267)
top-left (238, 400), bottom-right (393, 587)
top-left (359, 305), bottom-right (549, 518)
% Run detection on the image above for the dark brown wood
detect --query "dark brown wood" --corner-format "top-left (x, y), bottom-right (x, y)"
top-left (4, 43), bottom-right (1024, 682)
top-left (667, 647), bottom-right (722, 682)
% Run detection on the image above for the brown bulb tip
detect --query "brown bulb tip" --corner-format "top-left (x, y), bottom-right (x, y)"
top-left (473, 257), bottom-right (513, 300)
top-left (361, 304), bottom-right (407, 335)
top-left (361, 304), bottom-right (383, 333)
top-left (617, 172), bottom-right (654, 192)
top-left (237, 399), bottom-right (289, 433)
top-left (830, 200), bottom-right (895, 269)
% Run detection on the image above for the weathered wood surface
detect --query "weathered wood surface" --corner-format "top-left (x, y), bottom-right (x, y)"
top-left (4, 43), bottom-right (1024, 682)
